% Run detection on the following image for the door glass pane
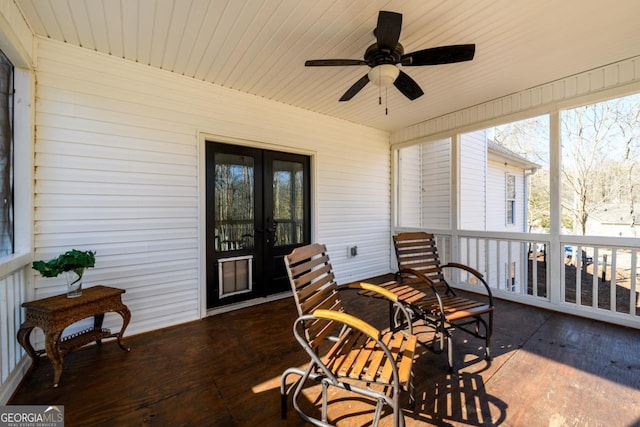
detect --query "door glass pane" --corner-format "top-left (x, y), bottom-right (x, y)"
top-left (273, 160), bottom-right (304, 246)
top-left (214, 153), bottom-right (254, 252)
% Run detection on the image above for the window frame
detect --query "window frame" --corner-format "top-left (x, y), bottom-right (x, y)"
top-left (506, 173), bottom-right (516, 226)
top-left (0, 49), bottom-right (13, 257)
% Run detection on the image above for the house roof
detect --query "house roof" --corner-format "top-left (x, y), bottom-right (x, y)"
top-left (487, 140), bottom-right (540, 170)
top-left (14, 0), bottom-right (640, 133)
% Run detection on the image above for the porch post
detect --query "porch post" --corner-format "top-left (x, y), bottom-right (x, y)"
top-left (450, 133), bottom-right (460, 275)
top-left (548, 110), bottom-right (562, 305)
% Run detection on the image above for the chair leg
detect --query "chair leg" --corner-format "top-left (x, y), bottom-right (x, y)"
top-left (373, 399), bottom-right (384, 426)
top-left (408, 371), bottom-right (416, 409)
top-left (447, 336), bottom-right (454, 372)
top-left (486, 312), bottom-right (493, 361)
top-left (281, 392), bottom-right (288, 419)
top-left (281, 367), bottom-right (305, 419)
top-left (321, 380), bottom-right (329, 423)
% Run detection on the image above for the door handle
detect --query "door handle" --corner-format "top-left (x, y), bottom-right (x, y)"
top-left (265, 218), bottom-right (278, 245)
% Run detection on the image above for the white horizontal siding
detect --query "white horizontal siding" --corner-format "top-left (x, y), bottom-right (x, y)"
top-left (398, 145), bottom-right (422, 228)
top-left (33, 38), bottom-right (391, 335)
top-left (459, 132), bottom-right (487, 230)
top-left (421, 139), bottom-right (451, 229)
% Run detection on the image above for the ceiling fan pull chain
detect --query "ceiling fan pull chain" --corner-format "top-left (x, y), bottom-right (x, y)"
top-left (385, 87), bottom-right (389, 115)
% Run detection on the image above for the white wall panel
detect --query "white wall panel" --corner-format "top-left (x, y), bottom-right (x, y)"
top-left (420, 139), bottom-right (451, 229)
top-left (397, 145), bottom-right (421, 228)
top-left (459, 132), bottom-right (487, 230)
top-left (33, 38), bottom-right (391, 335)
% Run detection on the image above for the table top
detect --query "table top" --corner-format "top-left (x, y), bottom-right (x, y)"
top-left (21, 285), bottom-right (125, 312)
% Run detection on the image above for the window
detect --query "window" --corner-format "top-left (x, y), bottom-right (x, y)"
top-left (459, 115), bottom-right (549, 232)
top-left (560, 92), bottom-right (640, 237)
top-left (0, 50), bottom-right (13, 256)
top-left (506, 174), bottom-right (516, 225)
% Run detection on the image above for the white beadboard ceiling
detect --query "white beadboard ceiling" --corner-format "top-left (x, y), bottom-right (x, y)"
top-left (15, 0), bottom-right (640, 132)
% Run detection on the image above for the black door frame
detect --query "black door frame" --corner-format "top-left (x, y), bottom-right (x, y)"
top-left (205, 140), bottom-right (311, 309)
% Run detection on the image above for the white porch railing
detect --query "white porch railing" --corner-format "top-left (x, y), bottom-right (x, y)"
top-left (0, 255), bottom-right (32, 404)
top-left (396, 230), bottom-right (640, 329)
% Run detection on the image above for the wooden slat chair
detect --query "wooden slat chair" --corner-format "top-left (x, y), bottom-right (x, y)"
top-left (381, 232), bottom-right (494, 371)
top-left (280, 243), bottom-right (417, 427)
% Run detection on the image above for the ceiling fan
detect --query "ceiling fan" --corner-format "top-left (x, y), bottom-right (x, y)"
top-left (305, 11), bottom-right (476, 102)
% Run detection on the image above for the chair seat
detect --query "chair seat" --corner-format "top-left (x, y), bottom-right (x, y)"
top-left (324, 327), bottom-right (416, 388)
top-left (370, 281), bottom-right (494, 322)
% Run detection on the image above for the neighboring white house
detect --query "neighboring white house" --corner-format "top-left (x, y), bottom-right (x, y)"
top-left (397, 129), bottom-right (540, 292)
top-left (461, 132), bottom-right (540, 233)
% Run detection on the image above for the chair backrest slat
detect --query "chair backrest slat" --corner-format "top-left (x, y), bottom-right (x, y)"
top-left (285, 243), bottom-right (345, 347)
top-left (295, 266), bottom-right (334, 300)
top-left (299, 287), bottom-right (340, 316)
top-left (287, 254), bottom-right (330, 280)
top-left (394, 232), bottom-right (449, 291)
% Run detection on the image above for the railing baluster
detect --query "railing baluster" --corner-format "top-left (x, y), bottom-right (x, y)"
top-left (630, 250), bottom-right (637, 317)
top-left (395, 229), bottom-right (639, 327)
top-left (531, 241), bottom-right (538, 297)
top-left (0, 265), bottom-right (29, 404)
top-left (610, 249), bottom-right (617, 312)
top-left (576, 245), bottom-right (582, 306)
top-left (592, 247), bottom-right (599, 308)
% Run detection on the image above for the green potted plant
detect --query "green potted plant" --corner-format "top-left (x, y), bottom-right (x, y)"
top-left (32, 249), bottom-right (96, 298)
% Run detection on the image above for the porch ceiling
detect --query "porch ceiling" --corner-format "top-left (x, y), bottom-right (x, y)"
top-left (15, 0), bottom-right (640, 132)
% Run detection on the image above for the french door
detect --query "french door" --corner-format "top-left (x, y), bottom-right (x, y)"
top-left (205, 142), bottom-right (311, 308)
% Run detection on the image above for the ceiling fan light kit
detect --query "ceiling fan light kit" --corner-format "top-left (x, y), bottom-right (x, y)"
top-left (368, 64), bottom-right (400, 87)
top-left (305, 10), bottom-right (476, 109)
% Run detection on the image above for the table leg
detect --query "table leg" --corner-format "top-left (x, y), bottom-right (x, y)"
top-left (93, 313), bottom-right (105, 346)
top-left (44, 330), bottom-right (64, 387)
top-left (17, 326), bottom-right (38, 367)
top-left (115, 306), bottom-right (132, 352)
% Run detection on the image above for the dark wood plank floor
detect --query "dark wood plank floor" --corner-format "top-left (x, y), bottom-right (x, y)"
top-left (10, 276), bottom-right (640, 426)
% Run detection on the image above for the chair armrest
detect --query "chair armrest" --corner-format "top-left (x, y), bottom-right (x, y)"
top-left (339, 282), bottom-right (414, 334)
top-left (344, 282), bottom-right (399, 302)
top-left (442, 262), bottom-right (483, 278)
top-left (399, 268), bottom-right (448, 319)
top-left (312, 309), bottom-right (380, 340)
top-left (441, 263), bottom-right (494, 305)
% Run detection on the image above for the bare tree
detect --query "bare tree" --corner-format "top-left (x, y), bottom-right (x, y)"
top-left (561, 95), bottom-right (640, 235)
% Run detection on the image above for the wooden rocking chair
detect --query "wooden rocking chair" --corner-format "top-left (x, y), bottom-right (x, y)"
top-left (280, 243), bottom-right (417, 427)
top-left (377, 232), bottom-right (494, 371)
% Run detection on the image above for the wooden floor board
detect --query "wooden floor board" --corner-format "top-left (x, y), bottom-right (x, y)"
top-left (9, 279), bottom-right (640, 426)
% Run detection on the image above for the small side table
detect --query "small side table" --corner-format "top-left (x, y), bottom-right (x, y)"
top-left (17, 285), bottom-right (131, 387)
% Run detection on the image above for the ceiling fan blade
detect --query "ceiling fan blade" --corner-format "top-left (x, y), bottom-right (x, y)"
top-left (305, 59), bottom-right (367, 66)
top-left (375, 11), bottom-right (402, 52)
top-left (339, 74), bottom-right (370, 101)
top-left (402, 44), bottom-right (476, 66)
top-left (393, 70), bottom-right (424, 100)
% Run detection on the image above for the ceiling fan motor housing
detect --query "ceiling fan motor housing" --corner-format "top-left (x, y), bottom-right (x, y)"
top-left (364, 42), bottom-right (404, 66)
